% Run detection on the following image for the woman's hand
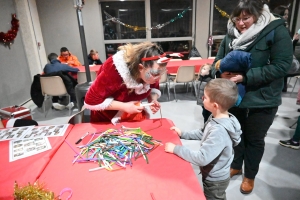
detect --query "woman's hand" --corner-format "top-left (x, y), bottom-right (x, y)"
top-left (220, 72), bottom-right (241, 79)
top-left (165, 142), bottom-right (176, 153)
top-left (123, 101), bottom-right (144, 114)
top-left (149, 100), bottom-right (160, 114)
top-left (220, 72), bottom-right (243, 83)
top-left (170, 126), bottom-right (182, 136)
top-left (230, 74), bottom-right (244, 83)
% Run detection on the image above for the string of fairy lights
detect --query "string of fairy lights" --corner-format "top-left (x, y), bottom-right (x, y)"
top-left (103, 5), bottom-right (229, 32)
top-left (103, 7), bottom-right (190, 31)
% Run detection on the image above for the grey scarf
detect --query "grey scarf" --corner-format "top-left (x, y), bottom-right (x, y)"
top-left (227, 4), bottom-right (274, 50)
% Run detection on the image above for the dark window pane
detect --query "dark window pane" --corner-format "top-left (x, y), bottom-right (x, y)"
top-left (158, 40), bottom-right (191, 60)
top-left (211, 39), bottom-right (223, 57)
top-left (213, 0), bottom-right (239, 35)
top-left (100, 1), bottom-right (146, 40)
top-left (150, 0), bottom-right (193, 38)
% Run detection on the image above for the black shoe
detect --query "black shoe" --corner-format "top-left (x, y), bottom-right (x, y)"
top-left (279, 139), bottom-right (300, 149)
top-left (298, 108), bottom-right (300, 112)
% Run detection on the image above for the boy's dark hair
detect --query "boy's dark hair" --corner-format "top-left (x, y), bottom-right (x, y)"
top-left (60, 47), bottom-right (69, 52)
top-left (205, 79), bottom-right (238, 111)
top-left (47, 53), bottom-right (58, 62)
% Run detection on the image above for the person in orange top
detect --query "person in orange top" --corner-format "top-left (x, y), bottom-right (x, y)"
top-left (58, 47), bottom-right (82, 67)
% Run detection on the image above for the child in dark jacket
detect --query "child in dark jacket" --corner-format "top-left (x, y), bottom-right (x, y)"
top-left (165, 78), bottom-right (242, 200)
top-left (215, 50), bottom-right (252, 106)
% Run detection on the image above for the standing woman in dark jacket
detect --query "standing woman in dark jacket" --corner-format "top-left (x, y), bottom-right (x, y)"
top-left (210, 0), bottom-right (293, 194)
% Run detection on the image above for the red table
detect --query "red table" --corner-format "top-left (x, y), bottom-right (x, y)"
top-left (38, 119), bottom-right (205, 200)
top-left (76, 65), bottom-right (101, 72)
top-left (70, 65), bottom-right (101, 79)
top-left (0, 125), bottom-right (74, 200)
top-left (166, 59), bottom-right (214, 74)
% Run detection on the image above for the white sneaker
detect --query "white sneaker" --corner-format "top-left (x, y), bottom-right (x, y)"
top-left (66, 102), bottom-right (74, 109)
top-left (52, 103), bottom-right (66, 110)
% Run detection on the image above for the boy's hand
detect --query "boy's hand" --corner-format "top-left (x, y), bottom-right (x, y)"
top-left (165, 142), bottom-right (176, 153)
top-left (149, 100), bottom-right (160, 114)
top-left (170, 126), bottom-right (182, 136)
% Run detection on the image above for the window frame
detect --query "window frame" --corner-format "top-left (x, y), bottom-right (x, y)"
top-left (99, 0), bottom-right (196, 50)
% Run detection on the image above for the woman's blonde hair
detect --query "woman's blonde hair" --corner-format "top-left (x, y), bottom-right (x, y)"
top-left (89, 49), bottom-right (98, 55)
top-left (118, 42), bottom-right (166, 81)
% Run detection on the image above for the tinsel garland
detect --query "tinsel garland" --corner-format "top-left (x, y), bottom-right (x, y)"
top-left (214, 4), bottom-right (230, 18)
top-left (104, 7), bottom-right (189, 31)
top-left (0, 14), bottom-right (19, 48)
top-left (14, 181), bottom-right (57, 200)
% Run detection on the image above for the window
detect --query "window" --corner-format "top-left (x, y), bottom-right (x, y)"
top-left (150, 0), bottom-right (192, 38)
top-left (101, 1), bottom-right (146, 40)
top-left (100, 0), bottom-right (194, 59)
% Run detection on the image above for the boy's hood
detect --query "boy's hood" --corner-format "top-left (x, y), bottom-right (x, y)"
top-left (211, 113), bottom-right (242, 146)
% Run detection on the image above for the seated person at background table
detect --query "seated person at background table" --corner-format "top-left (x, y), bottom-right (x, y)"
top-left (84, 42), bottom-right (168, 124)
top-left (44, 53), bottom-right (80, 74)
top-left (43, 53), bottom-right (78, 110)
top-left (58, 47), bottom-right (82, 67)
top-left (279, 115), bottom-right (300, 150)
top-left (88, 49), bottom-right (102, 65)
top-left (165, 78), bottom-right (242, 200)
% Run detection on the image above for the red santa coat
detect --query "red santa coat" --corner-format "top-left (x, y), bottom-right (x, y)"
top-left (84, 50), bottom-right (161, 123)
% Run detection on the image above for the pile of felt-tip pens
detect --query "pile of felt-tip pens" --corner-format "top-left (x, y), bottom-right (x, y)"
top-left (70, 126), bottom-right (162, 172)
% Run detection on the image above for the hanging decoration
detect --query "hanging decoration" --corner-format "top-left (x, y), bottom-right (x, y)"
top-left (104, 11), bottom-right (147, 31)
top-left (103, 7), bottom-right (190, 31)
top-left (214, 4), bottom-right (230, 18)
top-left (208, 35), bottom-right (213, 48)
top-left (13, 181), bottom-right (56, 200)
top-left (0, 14), bottom-right (19, 48)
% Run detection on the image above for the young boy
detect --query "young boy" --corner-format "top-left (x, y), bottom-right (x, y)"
top-left (165, 78), bottom-right (242, 200)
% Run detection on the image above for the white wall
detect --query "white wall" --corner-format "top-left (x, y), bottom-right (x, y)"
top-left (36, 0), bottom-right (104, 65)
top-left (195, 0), bottom-right (210, 58)
top-left (0, 0), bottom-right (32, 108)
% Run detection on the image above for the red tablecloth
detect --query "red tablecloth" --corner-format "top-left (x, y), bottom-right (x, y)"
top-left (38, 119), bottom-right (205, 200)
top-left (70, 65), bottom-right (101, 80)
top-left (76, 65), bottom-right (101, 72)
top-left (166, 59), bottom-right (214, 74)
top-left (0, 125), bottom-right (73, 200)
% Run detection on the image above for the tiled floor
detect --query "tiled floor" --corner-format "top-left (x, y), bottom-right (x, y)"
top-left (25, 78), bottom-right (300, 200)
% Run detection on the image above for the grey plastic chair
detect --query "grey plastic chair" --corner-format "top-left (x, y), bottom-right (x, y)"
top-left (40, 76), bottom-right (72, 117)
top-left (77, 71), bottom-right (97, 84)
top-left (170, 65), bottom-right (195, 101)
top-left (159, 72), bottom-right (170, 101)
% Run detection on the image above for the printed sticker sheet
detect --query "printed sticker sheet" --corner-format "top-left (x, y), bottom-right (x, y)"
top-left (9, 137), bottom-right (51, 162)
top-left (0, 124), bottom-right (69, 141)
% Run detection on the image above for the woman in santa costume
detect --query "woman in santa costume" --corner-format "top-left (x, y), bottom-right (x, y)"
top-left (84, 42), bottom-right (173, 123)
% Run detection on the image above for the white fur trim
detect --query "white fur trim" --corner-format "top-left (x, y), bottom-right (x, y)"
top-left (157, 57), bottom-right (170, 64)
top-left (151, 88), bottom-right (161, 98)
top-left (113, 51), bottom-right (150, 95)
top-left (84, 97), bottom-right (114, 111)
top-left (111, 111), bottom-right (123, 125)
top-left (6, 119), bottom-right (17, 128)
